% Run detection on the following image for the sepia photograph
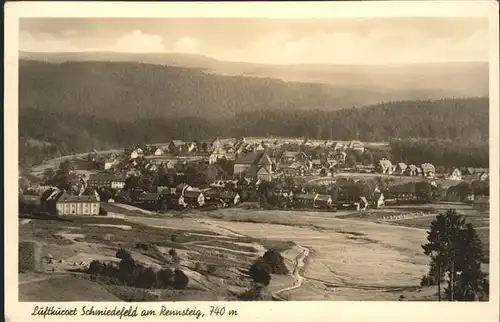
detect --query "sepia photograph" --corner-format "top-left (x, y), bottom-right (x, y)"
top-left (4, 1), bottom-right (499, 320)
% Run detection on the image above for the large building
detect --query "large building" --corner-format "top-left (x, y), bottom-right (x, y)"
top-left (233, 151), bottom-right (274, 179)
top-left (87, 174), bottom-right (125, 189)
top-left (56, 193), bottom-right (100, 215)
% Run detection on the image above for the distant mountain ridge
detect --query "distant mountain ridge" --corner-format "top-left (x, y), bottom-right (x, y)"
top-left (20, 51), bottom-right (488, 96)
top-left (19, 57), bottom-right (488, 121)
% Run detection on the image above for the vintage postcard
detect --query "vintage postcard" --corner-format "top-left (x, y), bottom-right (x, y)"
top-left (4, 1), bottom-right (500, 322)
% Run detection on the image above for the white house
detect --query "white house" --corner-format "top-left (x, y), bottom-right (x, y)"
top-left (448, 168), bottom-right (462, 181)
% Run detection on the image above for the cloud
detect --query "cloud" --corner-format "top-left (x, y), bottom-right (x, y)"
top-left (19, 23), bottom-right (489, 64)
top-left (113, 30), bottom-right (165, 53)
top-left (20, 31), bottom-right (80, 52)
top-left (209, 27), bottom-right (489, 64)
top-left (172, 36), bottom-right (199, 54)
top-left (62, 29), bottom-right (79, 37)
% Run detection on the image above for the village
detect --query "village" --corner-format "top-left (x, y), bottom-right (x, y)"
top-left (19, 137), bottom-right (490, 217)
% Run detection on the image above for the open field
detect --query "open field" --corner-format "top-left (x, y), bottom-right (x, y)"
top-left (19, 273), bottom-right (121, 301)
top-left (19, 199), bottom-right (489, 301)
top-left (335, 202), bottom-right (490, 261)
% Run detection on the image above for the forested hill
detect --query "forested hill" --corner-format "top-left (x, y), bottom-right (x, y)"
top-left (19, 97), bottom-right (488, 167)
top-left (19, 59), bottom-right (485, 121)
top-left (230, 98), bottom-right (489, 143)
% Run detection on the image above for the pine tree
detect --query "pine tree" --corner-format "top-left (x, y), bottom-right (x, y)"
top-left (422, 209), bottom-right (488, 301)
top-left (451, 223), bottom-right (488, 301)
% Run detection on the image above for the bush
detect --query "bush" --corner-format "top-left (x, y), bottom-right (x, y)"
top-left (420, 275), bottom-right (435, 287)
top-left (168, 249), bottom-right (178, 257)
top-left (87, 248), bottom-right (187, 291)
top-left (248, 259), bottom-right (272, 286)
top-left (102, 262), bottom-right (120, 277)
top-left (262, 249), bottom-right (289, 275)
top-left (238, 284), bottom-right (265, 301)
top-left (172, 269), bottom-right (189, 290)
top-left (88, 260), bottom-right (105, 275)
top-left (116, 249), bottom-right (133, 261)
top-left (157, 268), bottom-right (174, 288)
top-left (170, 234), bottom-right (178, 242)
top-left (136, 243), bottom-right (151, 251)
top-left (194, 262), bottom-right (203, 273)
top-left (206, 264), bottom-right (217, 275)
top-left (136, 267), bottom-right (158, 289)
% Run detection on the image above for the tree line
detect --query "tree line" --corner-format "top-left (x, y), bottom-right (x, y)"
top-left (19, 97), bottom-right (488, 168)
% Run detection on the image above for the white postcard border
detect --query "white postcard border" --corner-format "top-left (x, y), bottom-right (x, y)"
top-left (4, 1), bottom-right (500, 322)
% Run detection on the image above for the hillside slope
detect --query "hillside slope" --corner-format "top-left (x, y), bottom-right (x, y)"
top-left (20, 51), bottom-right (488, 96)
top-left (19, 59), bottom-right (487, 121)
top-left (19, 97), bottom-right (489, 168)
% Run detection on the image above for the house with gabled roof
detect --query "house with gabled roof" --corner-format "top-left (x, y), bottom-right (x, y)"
top-left (333, 142), bottom-right (345, 151)
top-left (348, 140), bottom-right (365, 153)
top-left (136, 193), bottom-right (163, 210)
top-left (371, 192), bottom-right (385, 209)
top-left (256, 166), bottom-right (273, 181)
top-left (421, 163), bottom-right (436, 178)
top-left (405, 164), bottom-right (418, 176)
top-left (293, 193), bottom-right (317, 208)
top-left (476, 171), bottom-right (489, 181)
top-left (301, 139), bottom-right (314, 147)
top-left (315, 194), bottom-right (333, 209)
top-left (153, 147), bottom-right (163, 156)
top-left (448, 168), bottom-right (462, 181)
top-left (377, 159), bottom-right (393, 175)
top-left (219, 191), bottom-right (240, 206)
top-left (182, 190), bottom-right (205, 207)
top-left (234, 151), bottom-right (273, 179)
top-left (168, 140), bottom-right (184, 154)
top-left (278, 151), bottom-right (310, 166)
top-left (333, 151), bottom-right (347, 164)
top-left (395, 163), bottom-right (407, 175)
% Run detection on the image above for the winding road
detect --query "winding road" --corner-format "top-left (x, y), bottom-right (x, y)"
top-left (272, 245), bottom-right (310, 300)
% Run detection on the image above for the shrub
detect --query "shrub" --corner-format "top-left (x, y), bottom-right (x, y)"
top-left (170, 234), bottom-right (178, 242)
top-left (87, 260), bottom-right (105, 275)
top-left (168, 249), bottom-right (178, 257)
top-left (157, 268), bottom-right (174, 288)
top-left (262, 249), bottom-right (289, 275)
top-left (420, 275), bottom-right (435, 287)
top-left (248, 259), bottom-right (272, 286)
top-left (116, 248), bottom-right (133, 261)
top-left (206, 264), bottom-right (217, 275)
top-left (102, 262), bottom-right (120, 277)
top-left (194, 262), bottom-right (203, 273)
top-left (172, 269), bottom-right (189, 290)
top-left (238, 285), bottom-right (264, 301)
top-left (136, 267), bottom-right (158, 289)
top-left (136, 243), bottom-right (150, 251)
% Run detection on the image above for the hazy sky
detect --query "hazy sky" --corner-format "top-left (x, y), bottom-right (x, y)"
top-left (19, 18), bottom-right (489, 65)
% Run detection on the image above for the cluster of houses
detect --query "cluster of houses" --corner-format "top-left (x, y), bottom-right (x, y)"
top-left (88, 138), bottom-right (489, 185)
top-left (20, 137), bottom-right (490, 217)
top-left (375, 158), bottom-right (489, 181)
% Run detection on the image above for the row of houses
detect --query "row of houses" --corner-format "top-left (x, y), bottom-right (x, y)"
top-left (376, 159), bottom-right (489, 181)
top-left (269, 190), bottom-right (384, 211)
top-left (133, 185), bottom-right (242, 211)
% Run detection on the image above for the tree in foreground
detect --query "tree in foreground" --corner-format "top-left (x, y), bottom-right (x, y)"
top-left (421, 209), bottom-right (488, 301)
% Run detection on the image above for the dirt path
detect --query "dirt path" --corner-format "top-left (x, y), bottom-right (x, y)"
top-left (272, 245), bottom-right (310, 299)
